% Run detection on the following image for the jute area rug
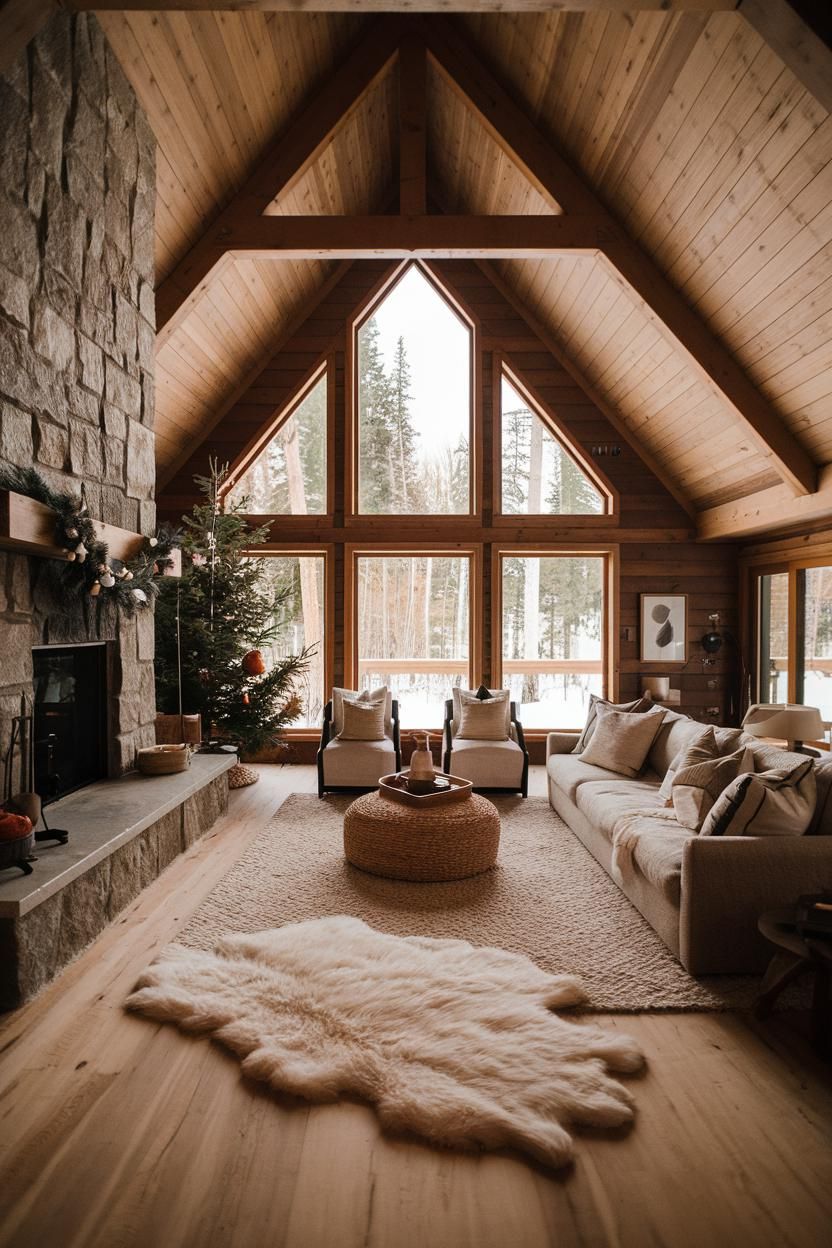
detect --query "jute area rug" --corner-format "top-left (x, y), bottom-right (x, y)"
top-left (179, 794), bottom-right (774, 1013)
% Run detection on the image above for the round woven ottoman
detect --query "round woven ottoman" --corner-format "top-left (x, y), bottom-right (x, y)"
top-left (343, 790), bottom-right (500, 882)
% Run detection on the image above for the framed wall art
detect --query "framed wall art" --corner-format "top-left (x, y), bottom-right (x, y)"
top-left (640, 594), bottom-right (687, 664)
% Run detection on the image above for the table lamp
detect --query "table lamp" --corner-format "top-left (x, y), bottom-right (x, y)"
top-left (741, 703), bottom-right (827, 754)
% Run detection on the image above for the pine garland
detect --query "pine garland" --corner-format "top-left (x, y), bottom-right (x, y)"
top-left (0, 465), bottom-right (179, 616)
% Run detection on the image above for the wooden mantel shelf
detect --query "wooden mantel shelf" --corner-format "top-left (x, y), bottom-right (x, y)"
top-left (0, 488), bottom-right (146, 563)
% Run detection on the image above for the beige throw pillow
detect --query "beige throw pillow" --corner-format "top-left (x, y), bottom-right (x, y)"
top-left (658, 727), bottom-right (719, 804)
top-left (338, 697), bottom-right (386, 741)
top-left (580, 705), bottom-right (666, 778)
top-left (700, 759), bottom-right (816, 837)
top-left (453, 687), bottom-right (511, 735)
top-left (332, 686), bottom-right (387, 734)
top-left (457, 697), bottom-right (510, 741)
top-left (573, 694), bottom-right (651, 754)
top-left (671, 744), bottom-right (754, 832)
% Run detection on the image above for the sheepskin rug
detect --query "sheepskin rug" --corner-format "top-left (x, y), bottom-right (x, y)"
top-left (126, 914), bottom-right (644, 1168)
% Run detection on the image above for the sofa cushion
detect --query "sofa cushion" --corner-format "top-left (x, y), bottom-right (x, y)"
top-left (809, 761), bottom-right (832, 835)
top-left (449, 737), bottom-right (524, 787)
top-left (581, 704), bottom-right (666, 778)
top-left (572, 693), bottom-right (651, 753)
top-left (700, 759), bottom-right (816, 838)
top-left (671, 744), bottom-right (754, 831)
top-left (658, 726), bottom-right (719, 801)
top-left (547, 753), bottom-right (643, 802)
top-left (613, 815), bottom-right (691, 905)
top-left (648, 711), bottom-right (713, 778)
top-left (575, 779), bottom-right (664, 840)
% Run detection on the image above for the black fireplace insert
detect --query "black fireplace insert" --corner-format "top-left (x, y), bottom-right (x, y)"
top-left (32, 644), bottom-right (107, 802)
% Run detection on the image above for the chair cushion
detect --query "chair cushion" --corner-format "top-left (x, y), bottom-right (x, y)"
top-left (322, 737), bottom-right (397, 786)
top-left (456, 696), bottom-right (510, 741)
top-left (449, 738), bottom-right (524, 787)
top-left (580, 705), bottom-right (666, 778)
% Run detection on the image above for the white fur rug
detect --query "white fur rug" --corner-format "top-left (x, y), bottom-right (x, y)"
top-left (126, 915), bottom-right (644, 1169)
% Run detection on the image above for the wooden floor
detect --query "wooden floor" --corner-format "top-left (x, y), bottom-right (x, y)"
top-left (1, 765), bottom-right (831, 1248)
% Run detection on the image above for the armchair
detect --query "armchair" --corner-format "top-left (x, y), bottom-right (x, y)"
top-left (442, 691), bottom-right (529, 797)
top-left (317, 694), bottom-right (401, 797)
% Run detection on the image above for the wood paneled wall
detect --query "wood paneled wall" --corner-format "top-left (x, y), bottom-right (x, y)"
top-left (158, 257), bottom-right (741, 728)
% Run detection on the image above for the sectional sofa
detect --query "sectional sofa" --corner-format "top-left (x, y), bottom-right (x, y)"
top-left (546, 709), bottom-right (832, 975)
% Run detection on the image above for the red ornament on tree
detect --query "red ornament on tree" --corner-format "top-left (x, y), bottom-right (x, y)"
top-left (241, 691), bottom-right (251, 706)
top-left (242, 649), bottom-right (266, 676)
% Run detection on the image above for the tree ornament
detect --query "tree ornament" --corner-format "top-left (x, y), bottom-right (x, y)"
top-left (132, 588), bottom-right (148, 605)
top-left (242, 649), bottom-right (266, 676)
top-left (149, 537), bottom-right (158, 548)
top-left (90, 581), bottom-right (101, 597)
top-left (74, 542), bottom-right (87, 563)
top-left (124, 570), bottom-right (134, 581)
top-left (241, 691), bottom-right (250, 706)
top-left (66, 527), bottom-right (79, 540)
top-left (100, 571), bottom-right (115, 588)
top-left (198, 668), bottom-right (210, 684)
top-left (65, 550), bottom-right (76, 562)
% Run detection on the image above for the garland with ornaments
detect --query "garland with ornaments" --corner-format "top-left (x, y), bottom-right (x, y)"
top-left (0, 465), bottom-right (179, 615)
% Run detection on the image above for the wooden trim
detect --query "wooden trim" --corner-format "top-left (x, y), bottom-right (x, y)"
top-left (210, 214), bottom-right (608, 258)
top-left (739, 0), bottom-right (832, 117)
top-left (0, 491), bottom-right (146, 563)
top-left (0, 0), bottom-right (57, 76)
top-left (155, 18), bottom-right (403, 343)
top-left (69, 3), bottom-right (741, 12)
top-left (398, 36), bottom-right (427, 217)
top-left (225, 522), bottom-right (695, 546)
top-left (698, 467), bottom-right (832, 541)
top-left (420, 15), bottom-right (816, 499)
top-left (494, 354), bottom-right (618, 521)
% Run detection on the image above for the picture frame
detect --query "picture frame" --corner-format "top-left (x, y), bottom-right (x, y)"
top-left (640, 593), bottom-right (687, 664)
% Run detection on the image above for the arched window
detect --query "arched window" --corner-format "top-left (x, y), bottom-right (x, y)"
top-left (355, 265), bottom-right (472, 515)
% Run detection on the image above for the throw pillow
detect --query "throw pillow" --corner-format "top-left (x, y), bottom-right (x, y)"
top-left (452, 687), bottom-right (511, 735)
top-left (332, 686), bottom-right (387, 735)
top-left (670, 744), bottom-right (754, 832)
top-left (658, 726), bottom-right (718, 803)
top-left (338, 697), bottom-right (386, 741)
top-left (572, 694), bottom-right (651, 754)
top-left (456, 698), bottom-right (510, 741)
top-left (700, 759), bottom-right (817, 838)
top-left (580, 705), bottom-right (666, 778)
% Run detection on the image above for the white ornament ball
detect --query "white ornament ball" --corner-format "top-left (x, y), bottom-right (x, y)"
top-left (66, 527), bottom-right (79, 540)
top-left (124, 570), bottom-right (133, 581)
top-left (132, 588), bottom-right (148, 605)
top-left (149, 537), bottom-right (158, 548)
top-left (66, 551), bottom-right (76, 562)
top-left (75, 542), bottom-right (87, 563)
top-left (100, 572), bottom-right (115, 588)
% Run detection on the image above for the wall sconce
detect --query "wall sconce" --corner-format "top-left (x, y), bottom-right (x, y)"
top-left (701, 612), bottom-right (723, 666)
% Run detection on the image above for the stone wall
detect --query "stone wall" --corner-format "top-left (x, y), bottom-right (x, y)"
top-left (0, 12), bottom-right (157, 774)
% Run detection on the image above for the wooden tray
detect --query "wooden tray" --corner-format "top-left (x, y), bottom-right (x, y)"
top-left (378, 770), bottom-right (473, 807)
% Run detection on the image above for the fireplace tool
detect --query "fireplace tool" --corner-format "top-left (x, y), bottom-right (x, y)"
top-left (3, 695), bottom-right (68, 845)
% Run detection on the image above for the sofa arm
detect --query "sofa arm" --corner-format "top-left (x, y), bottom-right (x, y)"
top-left (680, 834), bottom-right (832, 975)
top-left (546, 732), bottom-right (579, 760)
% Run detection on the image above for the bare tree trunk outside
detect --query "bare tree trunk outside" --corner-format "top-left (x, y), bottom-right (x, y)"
top-left (282, 424), bottom-right (323, 721)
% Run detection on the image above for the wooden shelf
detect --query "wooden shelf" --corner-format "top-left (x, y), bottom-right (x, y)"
top-left (0, 489), bottom-right (146, 563)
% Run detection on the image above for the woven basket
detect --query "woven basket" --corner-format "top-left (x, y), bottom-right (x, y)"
top-left (137, 744), bottom-right (191, 776)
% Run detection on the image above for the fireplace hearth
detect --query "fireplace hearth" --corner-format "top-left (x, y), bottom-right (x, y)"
top-left (32, 644), bottom-right (108, 803)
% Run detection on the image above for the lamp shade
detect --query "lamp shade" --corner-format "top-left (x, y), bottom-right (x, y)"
top-left (741, 703), bottom-right (825, 742)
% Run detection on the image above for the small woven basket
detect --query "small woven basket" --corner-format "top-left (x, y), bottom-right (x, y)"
top-left (137, 744), bottom-right (191, 776)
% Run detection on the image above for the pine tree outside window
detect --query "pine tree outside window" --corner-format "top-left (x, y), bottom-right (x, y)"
top-left (500, 372), bottom-right (606, 517)
top-left (355, 265), bottom-right (472, 515)
top-left (258, 555), bottom-right (327, 728)
top-left (227, 372), bottom-right (327, 516)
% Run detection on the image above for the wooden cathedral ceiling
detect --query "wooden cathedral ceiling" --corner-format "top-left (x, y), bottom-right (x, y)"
top-left (91, 3), bottom-right (832, 539)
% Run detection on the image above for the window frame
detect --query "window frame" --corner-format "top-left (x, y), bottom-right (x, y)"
top-left (492, 355), bottom-right (616, 525)
top-left (222, 357), bottom-right (336, 532)
top-left (344, 542), bottom-right (483, 729)
top-left (346, 261), bottom-right (479, 525)
top-left (491, 544), bottom-right (619, 735)
top-left (252, 544), bottom-right (336, 740)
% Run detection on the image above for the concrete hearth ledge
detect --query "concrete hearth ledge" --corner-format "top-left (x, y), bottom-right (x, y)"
top-left (0, 755), bottom-right (235, 919)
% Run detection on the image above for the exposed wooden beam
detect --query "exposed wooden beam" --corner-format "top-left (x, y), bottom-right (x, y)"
top-left (399, 36), bottom-right (427, 217)
top-left (0, 0), bottom-right (57, 76)
top-left (66, 3), bottom-right (740, 13)
top-left (739, 0), bottom-right (832, 116)
top-left (155, 17), bottom-right (403, 346)
top-left (698, 466), bottom-right (832, 541)
top-left (207, 214), bottom-right (607, 258)
top-left (421, 13), bottom-right (817, 499)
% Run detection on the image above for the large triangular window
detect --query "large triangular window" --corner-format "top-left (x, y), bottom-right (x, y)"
top-left (356, 265), bottom-right (472, 515)
top-left (227, 372), bottom-right (327, 515)
top-left (500, 373), bottom-right (605, 515)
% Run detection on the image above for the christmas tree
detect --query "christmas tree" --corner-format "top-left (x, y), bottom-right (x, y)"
top-left (154, 461), bottom-right (312, 754)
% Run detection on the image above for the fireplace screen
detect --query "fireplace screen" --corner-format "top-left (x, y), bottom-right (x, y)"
top-left (32, 644), bottom-right (107, 802)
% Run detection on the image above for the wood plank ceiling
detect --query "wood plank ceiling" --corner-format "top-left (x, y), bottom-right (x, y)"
top-left (100, 7), bottom-right (832, 529)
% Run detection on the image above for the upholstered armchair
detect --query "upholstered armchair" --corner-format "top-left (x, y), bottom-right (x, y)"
top-left (317, 689), bottom-right (401, 796)
top-left (442, 688), bottom-right (529, 796)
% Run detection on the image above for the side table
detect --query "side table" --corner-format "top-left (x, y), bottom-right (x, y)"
top-left (755, 906), bottom-right (832, 1058)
